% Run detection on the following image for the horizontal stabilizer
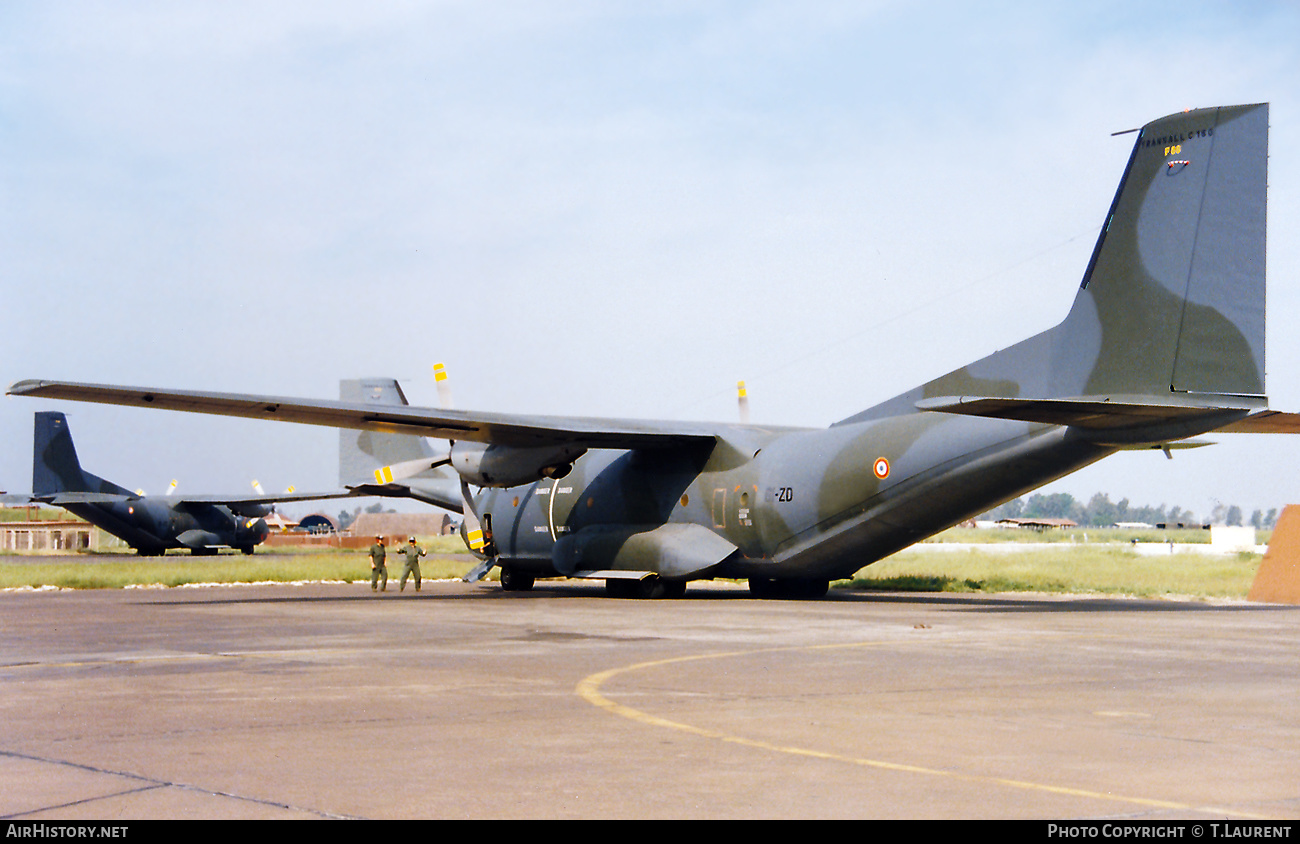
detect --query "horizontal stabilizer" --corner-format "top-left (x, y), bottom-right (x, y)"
top-left (1217, 411), bottom-right (1300, 434)
top-left (916, 395), bottom-right (1256, 430)
top-left (343, 482), bottom-right (464, 513)
top-left (1113, 439), bottom-right (1213, 451)
top-left (32, 491), bottom-right (137, 505)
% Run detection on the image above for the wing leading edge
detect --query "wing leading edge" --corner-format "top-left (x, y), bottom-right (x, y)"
top-left (5, 380), bottom-right (756, 449)
top-left (28, 488), bottom-right (361, 507)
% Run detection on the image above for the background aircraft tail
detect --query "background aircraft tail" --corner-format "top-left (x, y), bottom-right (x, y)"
top-left (849, 103), bottom-right (1269, 426)
top-left (338, 379), bottom-right (437, 484)
top-left (33, 411), bottom-right (133, 497)
top-left (338, 378), bottom-right (462, 512)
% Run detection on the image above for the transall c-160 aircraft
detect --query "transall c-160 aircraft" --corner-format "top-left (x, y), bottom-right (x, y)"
top-left (12, 103), bottom-right (1300, 598)
top-left (23, 411), bottom-right (353, 556)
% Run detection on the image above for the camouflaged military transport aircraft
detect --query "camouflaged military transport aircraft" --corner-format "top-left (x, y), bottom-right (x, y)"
top-left (12, 103), bottom-right (1300, 595)
top-left (26, 411), bottom-right (351, 555)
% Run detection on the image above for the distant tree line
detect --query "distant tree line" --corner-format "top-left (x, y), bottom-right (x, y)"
top-left (980, 492), bottom-right (1278, 530)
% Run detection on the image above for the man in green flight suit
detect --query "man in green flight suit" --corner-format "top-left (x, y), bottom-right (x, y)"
top-left (398, 535), bottom-right (426, 592)
top-left (369, 535), bottom-right (387, 593)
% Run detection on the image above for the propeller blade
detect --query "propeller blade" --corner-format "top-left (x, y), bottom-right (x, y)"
top-left (373, 454), bottom-right (450, 485)
top-left (433, 362), bottom-right (454, 409)
top-left (737, 380), bottom-right (750, 424)
top-left (459, 478), bottom-right (487, 552)
top-left (252, 479), bottom-right (295, 495)
top-left (165, 479), bottom-right (178, 496)
top-left (460, 478), bottom-right (495, 581)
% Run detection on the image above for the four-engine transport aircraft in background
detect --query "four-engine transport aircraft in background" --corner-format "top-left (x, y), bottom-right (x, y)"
top-left (24, 411), bottom-right (355, 555)
top-left (12, 103), bottom-right (1300, 595)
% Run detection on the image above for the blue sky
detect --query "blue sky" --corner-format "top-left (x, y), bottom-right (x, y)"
top-left (4, 2), bottom-right (1300, 522)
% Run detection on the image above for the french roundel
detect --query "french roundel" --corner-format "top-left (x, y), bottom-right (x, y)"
top-left (873, 457), bottom-right (890, 480)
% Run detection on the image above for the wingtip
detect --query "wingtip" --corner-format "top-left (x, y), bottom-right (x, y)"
top-left (6, 379), bottom-right (54, 397)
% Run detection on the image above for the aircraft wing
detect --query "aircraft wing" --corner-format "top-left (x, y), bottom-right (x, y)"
top-left (7, 380), bottom-right (739, 448)
top-left (28, 488), bottom-right (360, 508)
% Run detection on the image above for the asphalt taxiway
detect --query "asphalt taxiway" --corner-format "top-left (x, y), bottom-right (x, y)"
top-left (2, 574), bottom-right (1298, 819)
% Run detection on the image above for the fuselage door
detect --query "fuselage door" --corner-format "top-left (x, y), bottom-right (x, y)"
top-left (546, 477), bottom-right (579, 541)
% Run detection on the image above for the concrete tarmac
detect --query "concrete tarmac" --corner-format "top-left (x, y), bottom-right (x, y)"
top-left (1, 573), bottom-right (1298, 820)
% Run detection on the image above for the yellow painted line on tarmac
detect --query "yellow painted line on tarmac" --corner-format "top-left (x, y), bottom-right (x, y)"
top-left (575, 643), bottom-right (1274, 819)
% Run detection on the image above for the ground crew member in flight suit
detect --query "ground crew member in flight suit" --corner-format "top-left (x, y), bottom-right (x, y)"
top-left (369, 536), bottom-right (387, 592)
top-left (398, 535), bottom-right (426, 592)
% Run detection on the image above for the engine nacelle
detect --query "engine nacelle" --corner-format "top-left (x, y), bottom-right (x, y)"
top-left (226, 501), bottom-right (274, 518)
top-left (235, 517), bottom-right (270, 547)
top-left (449, 441), bottom-right (587, 488)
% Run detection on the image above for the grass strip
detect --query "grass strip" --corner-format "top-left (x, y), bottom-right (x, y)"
top-left (1, 552), bottom-right (476, 590)
top-left (844, 545), bottom-right (1261, 599)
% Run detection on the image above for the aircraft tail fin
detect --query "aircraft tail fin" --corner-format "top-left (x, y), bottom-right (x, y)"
top-left (33, 412), bottom-right (132, 497)
top-left (847, 104), bottom-right (1270, 427)
top-left (1060, 102), bottom-right (1268, 400)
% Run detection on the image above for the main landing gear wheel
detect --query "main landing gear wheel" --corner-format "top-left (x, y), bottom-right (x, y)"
top-left (499, 566), bottom-right (535, 592)
top-left (747, 577), bottom-right (830, 599)
top-left (660, 579), bottom-right (687, 599)
top-left (605, 576), bottom-right (687, 599)
top-left (605, 579), bottom-right (635, 598)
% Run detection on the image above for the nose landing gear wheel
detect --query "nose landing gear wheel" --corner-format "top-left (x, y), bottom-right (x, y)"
top-left (499, 566), bottom-right (535, 592)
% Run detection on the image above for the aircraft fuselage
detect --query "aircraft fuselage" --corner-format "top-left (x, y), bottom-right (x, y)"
top-left (477, 414), bottom-right (1117, 583)
top-left (57, 497), bottom-right (269, 555)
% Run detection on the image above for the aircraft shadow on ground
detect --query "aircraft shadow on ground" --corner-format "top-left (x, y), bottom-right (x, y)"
top-left (130, 583), bottom-right (1297, 614)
